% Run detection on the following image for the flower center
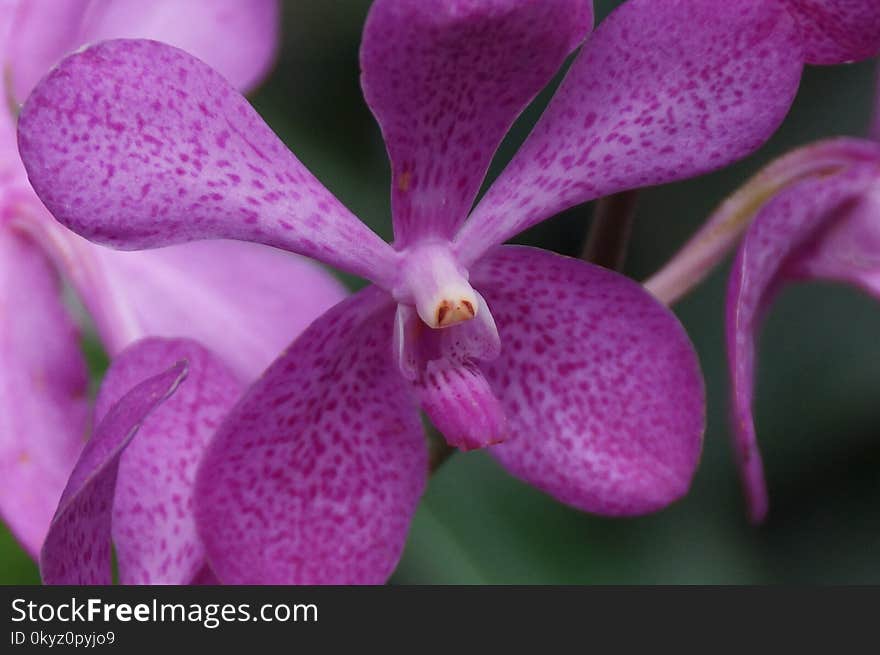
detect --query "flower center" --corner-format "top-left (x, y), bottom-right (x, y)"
top-left (394, 242), bottom-right (478, 329)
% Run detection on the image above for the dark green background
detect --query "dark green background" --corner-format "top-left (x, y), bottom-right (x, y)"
top-left (3, 0), bottom-right (878, 584)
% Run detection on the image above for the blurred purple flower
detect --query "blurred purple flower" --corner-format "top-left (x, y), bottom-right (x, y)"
top-left (726, 154), bottom-right (880, 524)
top-left (643, 6), bottom-right (880, 524)
top-left (0, 0), bottom-right (347, 576)
top-left (17, 0), bottom-right (873, 583)
top-left (39, 337), bottom-right (250, 585)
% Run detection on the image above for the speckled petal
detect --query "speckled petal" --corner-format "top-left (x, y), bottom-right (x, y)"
top-left (472, 246), bottom-right (705, 516)
top-left (195, 286), bottom-right (427, 584)
top-left (417, 359), bottom-right (508, 451)
top-left (785, 0), bottom-right (880, 65)
top-left (4, 0), bottom-right (278, 101)
top-left (39, 355), bottom-right (187, 585)
top-left (361, 0), bottom-right (592, 245)
top-left (455, 0), bottom-right (803, 264)
top-left (76, 238), bottom-right (347, 382)
top-left (0, 229), bottom-right (88, 557)
top-left (93, 338), bottom-right (242, 585)
top-left (727, 163), bottom-right (880, 523)
top-left (17, 39), bottom-right (399, 286)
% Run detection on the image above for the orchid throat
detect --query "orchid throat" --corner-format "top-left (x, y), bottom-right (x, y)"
top-left (391, 242), bottom-right (501, 383)
top-left (394, 242), bottom-right (481, 330)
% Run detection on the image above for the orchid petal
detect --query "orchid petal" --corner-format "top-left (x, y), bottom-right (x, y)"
top-left (77, 238), bottom-right (347, 382)
top-left (18, 39), bottom-right (399, 286)
top-left (727, 163), bottom-right (880, 523)
top-left (190, 564), bottom-right (220, 585)
top-left (455, 0), bottom-right (803, 264)
top-left (0, 229), bottom-right (88, 557)
top-left (645, 137), bottom-right (880, 305)
top-left (0, 5), bottom-right (27, 195)
top-left (39, 355), bottom-right (186, 585)
top-left (78, 0), bottom-right (279, 93)
top-left (0, 114), bottom-right (27, 200)
top-left (92, 338), bottom-right (242, 585)
top-left (195, 286), bottom-right (427, 584)
top-left (361, 0), bottom-right (592, 245)
top-left (791, 184), bottom-right (880, 292)
top-left (785, 0), bottom-right (880, 65)
top-left (4, 0), bottom-right (278, 101)
top-left (472, 246), bottom-right (705, 516)
top-left (2, 0), bottom-right (90, 105)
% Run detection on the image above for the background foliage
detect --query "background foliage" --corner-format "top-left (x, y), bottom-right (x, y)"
top-left (2, 0), bottom-right (878, 584)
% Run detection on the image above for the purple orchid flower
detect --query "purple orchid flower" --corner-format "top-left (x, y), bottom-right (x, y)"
top-left (726, 157), bottom-right (880, 524)
top-left (0, 0), bottom-right (347, 563)
top-left (40, 337), bottom-right (242, 585)
top-left (643, 31), bottom-right (880, 525)
top-left (17, 0), bottom-right (852, 584)
top-left (689, 131), bottom-right (880, 524)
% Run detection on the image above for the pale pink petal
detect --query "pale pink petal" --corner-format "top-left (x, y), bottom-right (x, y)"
top-left (93, 338), bottom-right (243, 585)
top-left (726, 163), bottom-right (880, 523)
top-left (80, 0), bottom-right (280, 92)
top-left (39, 355), bottom-right (187, 585)
top-left (0, 117), bottom-right (28, 201)
top-left (472, 246), bottom-right (705, 515)
top-left (12, 195), bottom-right (346, 383)
top-left (361, 0), bottom-right (592, 245)
top-left (18, 39), bottom-right (399, 286)
top-left (78, 238), bottom-right (347, 381)
top-left (0, 3), bottom-right (28, 195)
top-left (195, 287), bottom-right (427, 584)
top-left (0, 228), bottom-right (89, 557)
top-left (785, 0), bottom-right (880, 65)
top-left (455, 0), bottom-right (803, 264)
top-left (2, 0), bottom-right (90, 104)
top-left (4, 0), bottom-right (278, 101)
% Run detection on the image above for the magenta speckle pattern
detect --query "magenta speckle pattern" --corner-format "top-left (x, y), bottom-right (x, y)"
top-left (0, 230), bottom-right (89, 557)
top-left (418, 359), bottom-right (508, 450)
top-left (195, 286), bottom-right (427, 584)
top-left (785, 0), bottom-right (880, 64)
top-left (472, 246), bottom-right (705, 515)
top-left (456, 0), bottom-right (804, 263)
top-left (40, 356), bottom-right (187, 585)
top-left (397, 301), bottom-right (506, 449)
top-left (92, 338), bottom-right (243, 585)
top-left (726, 163), bottom-right (880, 523)
top-left (17, 39), bottom-right (398, 284)
top-left (361, 0), bottom-right (592, 245)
